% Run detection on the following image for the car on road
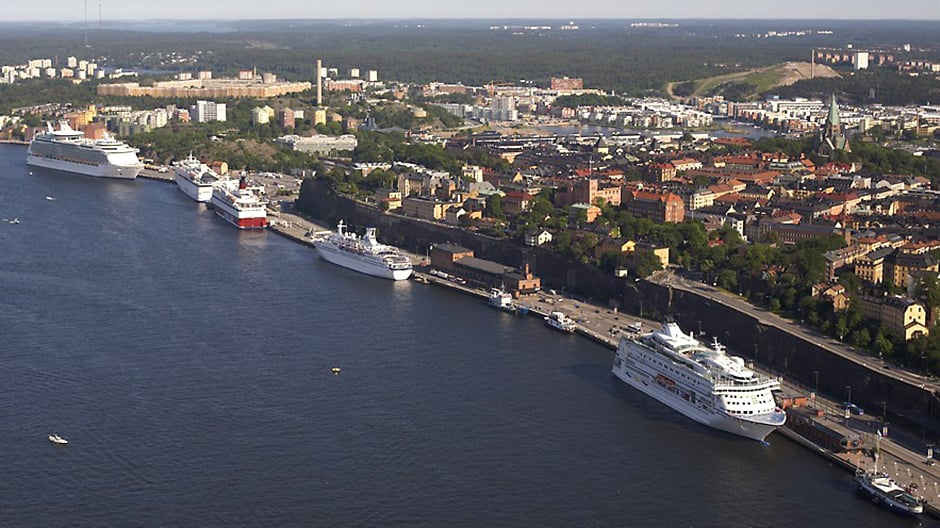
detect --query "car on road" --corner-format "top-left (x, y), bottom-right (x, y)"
top-left (842, 402), bottom-right (864, 415)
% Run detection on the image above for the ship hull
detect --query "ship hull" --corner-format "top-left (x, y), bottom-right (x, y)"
top-left (315, 243), bottom-right (413, 281)
top-left (856, 473), bottom-right (924, 515)
top-left (210, 197), bottom-right (267, 230)
top-left (613, 359), bottom-right (779, 442)
top-left (175, 174), bottom-right (214, 202)
top-left (26, 153), bottom-right (142, 179)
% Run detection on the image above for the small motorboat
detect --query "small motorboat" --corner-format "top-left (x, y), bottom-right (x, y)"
top-left (45, 196), bottom-right (55, 201)
top-left (48, 434), bottom-right (68, 445)
top-left (331, 367), bottom-right (342, 375)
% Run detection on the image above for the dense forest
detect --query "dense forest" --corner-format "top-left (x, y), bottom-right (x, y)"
top-left (771, 70), bottom-right (940, 106)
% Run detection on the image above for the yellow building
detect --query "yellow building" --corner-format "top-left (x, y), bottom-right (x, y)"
top-left (313, 108), bottom-right (328, 126)
top-left (887, 252), bottom-right (939, 288)
top-left (854, 247), bottom-right (894, 285)
top-left (97, 79), bottom-right (312, 98)
top-left (374, 188), bottom-right (402, 211)
top-left (859, 295), bottom-right (929, 341)
top-left (65, 105), bottom-right (97, 128)
top-left (402, 196), bottom-right (459, 221)
top-left (636, 241), bottom-right (670, 269)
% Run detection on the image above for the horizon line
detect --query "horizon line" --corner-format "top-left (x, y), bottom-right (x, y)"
top-left (3, 17), bottom-right (940, 23)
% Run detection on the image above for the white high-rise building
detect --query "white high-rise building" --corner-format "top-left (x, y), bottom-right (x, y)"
top-left (366, 70), bottom-right (378, 82)
top-left (350, 68), bottom-right (360, 78)
top-left (191, 100), bottom-right (227, 123)
top-left (67, 56), bottom-right (78, 68)
top-left (854, 51), bottom-right (870, 70)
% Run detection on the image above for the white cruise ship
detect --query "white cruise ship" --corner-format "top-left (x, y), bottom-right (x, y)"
top-left (174, 154), bottom-right (232, 202)
top-left (612, 321), bottom-right (786, 441)
top-left (210, 176), bottom-right (268, 230)
top-left (27, 122), bottom-right (144, 179)
top-left (314, 220), bottom-right (413, 281)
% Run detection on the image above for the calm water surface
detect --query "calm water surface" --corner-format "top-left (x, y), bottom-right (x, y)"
top-left (0, 144), bottom-right (929, 527)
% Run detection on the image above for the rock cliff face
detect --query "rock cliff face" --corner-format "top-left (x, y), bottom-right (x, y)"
top-left (296, 180), bottom-right (940, 434)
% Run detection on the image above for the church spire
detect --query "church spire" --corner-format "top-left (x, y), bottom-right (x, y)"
top-left (817, 94), bottom-right (850, 156)
top-left (827, 94), bottom-right (841, 127)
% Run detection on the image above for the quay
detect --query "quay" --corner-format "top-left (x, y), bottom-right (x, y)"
top-left (138, 180), bottom-right (940, 518)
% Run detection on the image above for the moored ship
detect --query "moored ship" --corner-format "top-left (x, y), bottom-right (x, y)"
top-left (314, 220), bottom-right (413, 281)
top-left (612, 321), bottom-right (786, 442)
top-left (544, 311), bottom-right (577, 332)
top-left (855, 469), bottom-right (924, 515)
top-left (488, 288), bottom-right (515, 312)
top-left (210, 176), bottom-right (268, 230)
top-left (27, 122), bottom-right (144, 179)
top-left (174, 154), bottom-right (232, 202)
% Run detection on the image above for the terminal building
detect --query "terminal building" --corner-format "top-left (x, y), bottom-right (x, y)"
top-left (429, 244), bottom-right (541, 294)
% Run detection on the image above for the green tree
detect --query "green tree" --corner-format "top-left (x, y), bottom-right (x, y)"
top-left (485, 194), bottom-right (504, 219)
top-left (850, 328), bottom-right (872, 349)
top-left (873, 331), bottom-right (895, 359)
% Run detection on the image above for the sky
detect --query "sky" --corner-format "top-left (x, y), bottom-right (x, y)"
top-left (3, 0), bottom-right (938, 21)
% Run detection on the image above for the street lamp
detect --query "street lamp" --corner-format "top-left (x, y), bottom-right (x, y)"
top-left (811, 370), bottom-right (819, 409)
top-left (846, 385), bottom-right (852, 404)
top-left (881, 401), bottom-right (888, 438)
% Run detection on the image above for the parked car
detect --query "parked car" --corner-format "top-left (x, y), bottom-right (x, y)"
top-left (842, 402), bottom-right (864, 415)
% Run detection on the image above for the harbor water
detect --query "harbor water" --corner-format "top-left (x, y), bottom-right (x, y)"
top-left (0, 144), bottom-right (929, 527)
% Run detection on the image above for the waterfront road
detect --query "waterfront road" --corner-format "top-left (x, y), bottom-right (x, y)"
top-left (648, 270), bottom-right (940, 394)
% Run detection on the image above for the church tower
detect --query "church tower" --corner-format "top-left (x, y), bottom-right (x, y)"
top-left (817, 94), bottom-right (850, 157)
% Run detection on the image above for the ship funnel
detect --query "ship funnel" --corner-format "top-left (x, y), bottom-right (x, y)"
top-left (239, 176), bottom-right (247, 190)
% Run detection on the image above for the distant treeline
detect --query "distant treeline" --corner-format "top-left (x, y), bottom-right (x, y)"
top-left (771, 70), bottom-right (940, 106)
top-left (2, 21), bottom-right (939, 101)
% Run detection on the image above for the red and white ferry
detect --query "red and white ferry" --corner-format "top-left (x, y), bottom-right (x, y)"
top-left (210, 176), bottom-right (268, 230)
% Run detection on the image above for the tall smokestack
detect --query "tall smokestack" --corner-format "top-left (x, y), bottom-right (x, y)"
top-left (811, 48), bottom-right (815, 79)
top-left (316, 59), bottom-right (322, 107)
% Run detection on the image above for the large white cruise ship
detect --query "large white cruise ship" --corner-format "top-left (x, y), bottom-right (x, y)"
top-left (27, 122), bottom-right (144, 179)
top-left (314, 220), bottom-right (414, 281)
top-left (612, 321), bottom-right (786, 441)
top-left (174, 154), bottom-right (232, 202)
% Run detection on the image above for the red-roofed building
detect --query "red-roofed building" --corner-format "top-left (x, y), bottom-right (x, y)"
top-left (623, 190), bottom-right (685, 223)
top-left (502, 191), bottom-right (535, 215)
top-left (713, 137), bottom-right (751, 148)
top-left (557, 178), bottom-right (622, 207)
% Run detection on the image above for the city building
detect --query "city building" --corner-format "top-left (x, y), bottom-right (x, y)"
top-left (623, 190), bottom-right (685, 223)
top-left (886, 251), bottom-right (939, 289)
top-left (251, 106), bottom-right (271, 125)
top-left (525, 228), bottom-right (553, 247)
top-left (274, 134), bottom-right (358, 155)
top-left (429, 244), bottom-right (540, 294)
top-left (280, 108), bottom-right (296, 128)
top-left (98, 78), bottom-right (312, 98)
top-left (569, 203), bottom-right (602, 223)
top-left (550, 77), bottom-right (583, 91)
top-left (858, 295), bottom-right (929, 341)
top-left (401, 196), bottom-right (460, 221)
top-left (854, 246), bottom-right (894, 285)
top-left (191, 100), bottom-right (226, 123)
